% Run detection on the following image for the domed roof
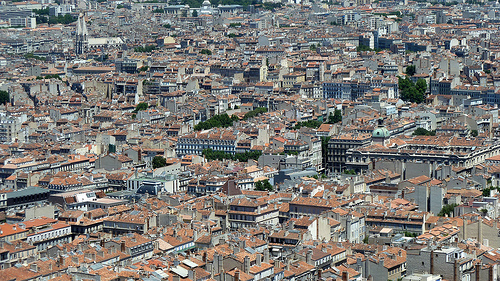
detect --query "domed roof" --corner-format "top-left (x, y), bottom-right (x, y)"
top-left (372, 127), bottom-right (390, 138)
top-left (202, 0), bottom-right (211, 6)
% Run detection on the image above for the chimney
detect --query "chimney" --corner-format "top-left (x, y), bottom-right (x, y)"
top-left (430, 250), bottom-right (434, 274)
top-left (239, 240), bottom-right (246, 249)
top-left (173, 276), bottom-right (180, 281)
top-left (234, 270), bottom-right (240, 281)
top-left (208, 262), bottom-right (214, 278)
top-left (121, 241), bottom-right (126, 252)
top-left (463, 219), bottom-right (468, 240)
top-left (264, 248), bottom-right (269, 263)
top-left (72, 256), bottom-right (79, 264)
top-left (475, 263), bottom-right (480, 281)
top-left (342, 271), bottom-right (349, 281)
top-left (478, 219), bottom-right (483, 245)
top-left (274, 260), bottom-right (281, 270)
top-left (203, 252), bottom-right (207, 263)
top-left (59, 255), bottom-right (64, 266)
top-left (306, 250), bottom-right (313, 265)
top-left (244, 256), bottom-right (250, 274)
top-left (454, 259), bottom-right (459, 281)
top-left (256, 253), bottom-right (262, 266)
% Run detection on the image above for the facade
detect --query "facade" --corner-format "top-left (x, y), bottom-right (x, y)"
top-left (327, 133), bottom-right (371, 173)
top-left (228, 198), bottom-right (279, 229)
top-left (75, 14), bottom-right (88, 55)
top-left (176, 128), bottom-right (242, 156)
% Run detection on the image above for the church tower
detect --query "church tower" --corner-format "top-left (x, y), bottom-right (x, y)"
top-left (75, 13), bottom-right (88, 55)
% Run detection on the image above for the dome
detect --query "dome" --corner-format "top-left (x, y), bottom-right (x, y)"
top-left (202, 0), bottom-right (211, 6)
top-left (372, 127), bottom-right (390, 138)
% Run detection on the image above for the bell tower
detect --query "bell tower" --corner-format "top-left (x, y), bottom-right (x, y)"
top-left (75, 13), bottom-right (88, 55)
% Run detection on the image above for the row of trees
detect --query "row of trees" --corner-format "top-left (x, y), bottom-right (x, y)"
top-left (134, 45), bottom-right (156, 53)
top-left (36, 14), bottom-right (77, 25)
top-left (180, 0), bottom-right (259, 8)
top-left (202, 148), bottom-right (262, 162)
top-left (194, 113), bottom-right (238, 131)
top-left (413, 127), bottom-right (436, 136)
top-left (193, 107), bottom-right (269, 131)
top-left (294, 120), bottom-right (323, 129)
top-left (243, 107), bottom-right (267, 120)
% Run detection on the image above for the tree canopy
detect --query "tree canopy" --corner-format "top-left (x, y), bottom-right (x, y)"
top-left (243, 107), bottom-right (267, 120)
top-left (399, 76), bottom-right (426, 104)
top-left (413, 127), bottom-right (435, 136)
top-left (255, 180), bottom-right (273, 191)
top-left (327, 109), bottom-right (342, 124)
top-left (0, 91), bottom-right (9, 105)
top-left (438, 203), bottom-right (458, 217)
top-left (202, 148), bottom-right (262, 162)
top-left (194, 113), bottom-right (238, 131)
top-left (134, 45), bottom-right (156, 53)
top-left (133, 102), bottom-right (148, 113)
top-left (152, 156), bottom-right (167, 169)
top-left (405, 65), bottom-right (416, 76)
top-left (294, 120), bottom-right (323, 129)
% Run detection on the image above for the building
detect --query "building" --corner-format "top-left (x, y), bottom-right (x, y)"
top-left (327, 133), bottom-right (371, 173)
top-left (228, 197), bottom-right (279, 229)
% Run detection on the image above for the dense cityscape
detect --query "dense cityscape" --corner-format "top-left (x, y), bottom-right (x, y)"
top-left (0, 0), bottom-right (499, 280)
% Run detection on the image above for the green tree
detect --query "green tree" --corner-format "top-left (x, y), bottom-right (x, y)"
top-left (133, 102), bottom-right (148, 113)
top-left (200, 49), bottom-right (212, 55)
top-left (134, 45), bottom-right (156, 53)
top-left (294, 120), bottom-right (323, 129)
top-left (152, 156), bottom-right (167, 169)
top-left (471, 130), bottom-right (478, 137)
top-left (344, 169), bottom-right (356, 175)
top-left (0, 90), bottom-right (9, 105)
top-left (163, 23), bottom-right (172, 29)
top-left (194, 113), bottom-right (238, 131)
top-left (255, 181), bottom-right (264, 191)
top-left (413, 127), bottom-right (435, 136)
top-left (356, 44), bottom-right (372, 52)
top-left (182, 10), bottom-right (188, 17)
top-left (437, 203), bottom-right (458, 217)
top-left (139, 65), bottom-right (149, 72)
top-left (327, 109), bottom-right (342, 124)
top-left (415, 78), bottom-right (427, 95)
top-left (399, 76), bottom-right (425, 104)
top-left (255, 180), bottom-right (273, 191)
top-left (192, 9), bottom-right (198, 17)
top-left (242, 107), bottom-right (267, 120)
top-left (262, 180), bottom-right (273, 191)
top-left (405, 65), bottom-right (416, 76)
top-left (116, 4), bottom-right (124, 8)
